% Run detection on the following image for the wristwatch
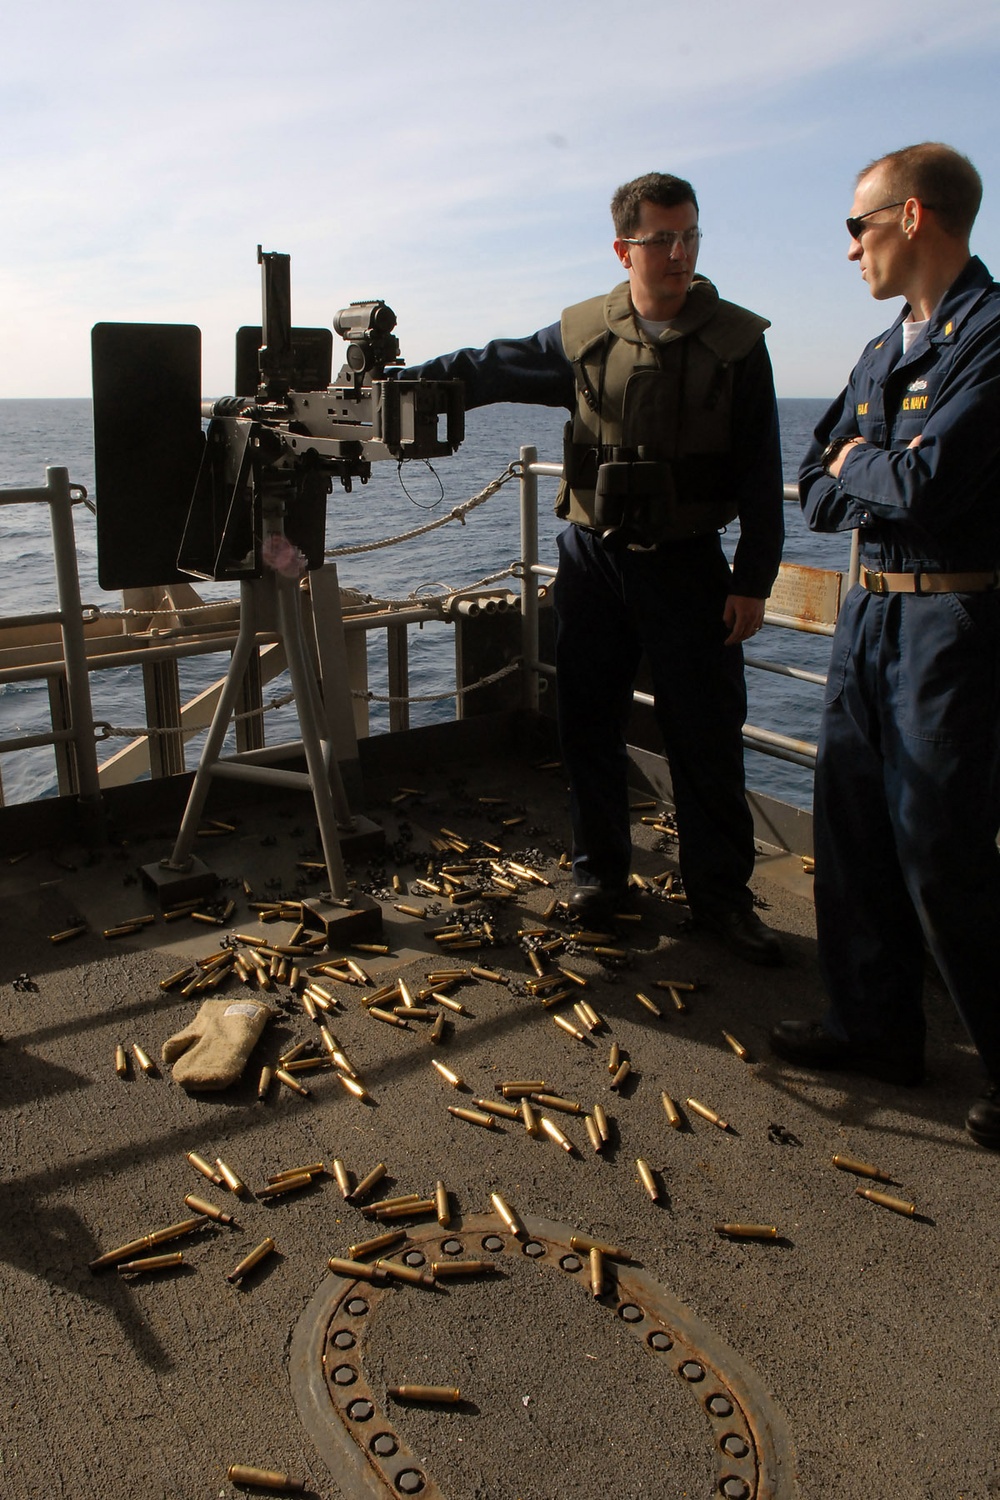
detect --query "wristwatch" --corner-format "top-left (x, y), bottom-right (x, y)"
top-left (819, 434), bottom-right (862, 474)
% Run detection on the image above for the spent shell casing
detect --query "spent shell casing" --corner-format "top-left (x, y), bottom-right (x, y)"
top-left (369, 1006), bottom-right (408, 1028)
top-left (653, 978), bottom-right (699, 992)
top-left (159, 965), bottom-right (195, 989)
top-left (375, 1258), bottom-right (437, 1287)
top-left (592, 1103), bottom-right (610, 1142)
top-left (275, 1068), bottom-right (311, 1097)
top-left (685, 1097), bottom-right (730, 1131)
top-left (50, 923), bottom-right (88, 944)
top-left (448, 1105), bottom-right (497, 1130)
top-left (635, 991), bottom-right (662, 1018)
top-left (721, 1030), bottom-right (750, 1061)
top-left (585, 1114), bottom-right (604, 1153)
top-left (117, 1252), bottom-right (184, 1274)
top-left (257, 1066), bottom-right (273, 1101)
top-left (855, 1187), bottom-right (916, 1217)
top-left (338, 1074), bottom-right (371, 1102)
top-left (490, 1191), bottom-right (525, 1238)
top-left (282, 1057), bottom-right (329, 1074)
top-left (431, 993), bottom-right (467, 1014)
top-left (89, 1216), bottom-right (209, 1270)
top-left (607, 1042), bottom-right (620, 1075)
top-left (832, 1153), bottom-right (893, 1183)
top-left (184, 1193), bottom-right (236, 1226)
top-left (348, 1162), bottom-right (387, 1203)
top-left (636, 1158), bottom-right (660, 1201)
top-left (589, 1245), bottom-right (604, 1298)
top-left (255, 1174), bottom-right (314, 1199)
top-left (216, 1158), bottom-right (248, 1195)
top-left (332, 1159), bottom-right (352, 1198)
top-left (327, 1255), bottom-right (389, 1283)
top-left (132, 1044), bottom-right (155, 1074)
top-left (349, 1228), bottom-right (406, 1259)
top-left (661, 1092), bottom-right (683, 1129)
top-left (500, 1080), bottom-right (549, 1097)
top-left (521, 1098), bottom-right (540, 1136)
top-left (470, 965), bottom-right (504, 982)
top-left (430, 1259), bottom-right (497, 1277)
top-left (226, 1464), bottom-right (305, 1492)
top-left (226, 1238), bottom-right (276, 1284)
top-left (431, 1059), bottom-right (465, 1088)
top-left (373, 1198), bottom-right (438, 1221)
top-left (715, 1223), bottom-right (779, 1240)
top-left (435, 1179), bottom-right (451, 1227)
top-left (387, 1385), bottom-right (461, 1402)
top-left (473, 1097), bottom-right (521, 1120)
top-left (530, 1093), bottom-right (582, 1115)
top-left (552, 1014), bottom-right (587, 1042)
top-left (610, 1059), bottom-right (632, 1092)
top-left (186, 1151), bottom-right (223, 1185)
top-left (539, 1116), bottom-right (574, 1153)
top-left (268, 1161), bottom-right (326, 1182)
top-left (114, 1044), bottom-right (128, 1078)
top-left (569, 1234), bottom-right (630, 1261)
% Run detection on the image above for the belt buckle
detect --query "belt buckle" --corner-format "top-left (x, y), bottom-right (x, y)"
top-left (866, 569), bottom-right (887, 594)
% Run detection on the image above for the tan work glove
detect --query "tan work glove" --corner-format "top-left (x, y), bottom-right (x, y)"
top-left (162, 999), bottom-right (276, 1090)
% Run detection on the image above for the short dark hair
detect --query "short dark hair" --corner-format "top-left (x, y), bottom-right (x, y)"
top-left (610, 173), bottom-right (698, 238)
top-left (858, 142), bottom-right (982, 239)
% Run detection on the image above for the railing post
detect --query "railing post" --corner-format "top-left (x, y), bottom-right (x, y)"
top-left (519, 445), bottom-right (540, 714)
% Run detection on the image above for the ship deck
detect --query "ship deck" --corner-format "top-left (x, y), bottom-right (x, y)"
top-left (0, 718), bottom-right (995, 1500)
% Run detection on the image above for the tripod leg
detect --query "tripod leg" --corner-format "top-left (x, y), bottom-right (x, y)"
top-left (165, 581), bottom-right (260, 870)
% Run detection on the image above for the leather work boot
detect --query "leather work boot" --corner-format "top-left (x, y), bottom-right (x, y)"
top-left (769, 1019), bottom-right (926, 1087)
top-left (696, 908), bottom-right (783, 966)
top-left (966, 1085), bottom-right (1000, 1149)
top-left (567, 885), bottom-right (630, 925)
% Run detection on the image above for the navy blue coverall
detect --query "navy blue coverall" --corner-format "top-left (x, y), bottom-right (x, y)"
top-left (800, 256), bottom-right (1000, 1082)
top-left (406, 305), bottom-right (784, 917)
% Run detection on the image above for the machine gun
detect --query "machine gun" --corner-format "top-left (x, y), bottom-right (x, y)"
top-left (92, 247), bottom-right (464, 589)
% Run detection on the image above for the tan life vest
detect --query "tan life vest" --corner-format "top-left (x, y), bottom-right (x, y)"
top-left (555, 277), bottom-right (769, 543)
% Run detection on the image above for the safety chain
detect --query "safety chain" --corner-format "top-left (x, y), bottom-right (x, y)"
top-left (92, 660), bottom-right (523, 740)
top-left (325, 462), bottom-right (522, 558)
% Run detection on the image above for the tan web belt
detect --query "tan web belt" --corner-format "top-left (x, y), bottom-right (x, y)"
top-left (861, 566), bottom-right (1000, 595)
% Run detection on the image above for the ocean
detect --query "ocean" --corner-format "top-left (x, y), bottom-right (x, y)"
top-left (0, 396), bottom-right (840, 810)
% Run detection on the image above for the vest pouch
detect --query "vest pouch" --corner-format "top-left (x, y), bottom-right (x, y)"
top-left (594, 459), bottom-right (675, 546)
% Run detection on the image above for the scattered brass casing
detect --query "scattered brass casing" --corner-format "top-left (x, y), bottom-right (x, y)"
top-left (474, 1097), bottom-right (520, 1121)
top-left (448, 1105), bottom-right (497, 1129)
top-left (132, 1044), bottom-right (155, 1075)
top-left (686, 1097), bottom-right (729, 1131)
top-left (184, 1193), bottom-right (236, 1226)
top-left (50, 923), bottom-right (88, 944)
top-left (521, 1098), bottom-right (540, 1137)
top-left (387, 1385), bottom-right (461, 1402)
top-left (216, 1158), bottom-right (248, 1195)
top-left (431, 1059), bottom-right (464, 1089)
top-left (186, 1151), bottom-right (223, 1185)
top-left (257, 1066), bottom-right (273, 1101)
top-left (569, 1233), bottom-right (630, 1261)
top-left (114, 1044), bottom-right (128, 1078)
top-left (89, 1216), bottom-right (208, 1271)
top-left (635, 992), bottom-right (662, 1018)
top-left (348, 1162), bottom-right (387, 1203)
top-left (608, 1042), bottom-right (620, 1075)
top-left (585, 1115), bottom-right (603, 1153)
top-left (430, 1259), bottom-right (497, 1276)
top-left (375, 1259), bottom-right (436, 1288)
top-left (226, 1238), bottom-right (276, 1284)
top-left (589, 1245), bottom-right (604, 1298)
top-left (226, 1464), bottom-right (305, 1492)
top-left (327, 1256), bottom-right (388, 1283)
top-left (256, 1174), bottom-right (313, 1200)
top-left (552, 1014), bottom-right (586, 1042)
top-left (856, 1187), bottom-right (916, 1217)
top-left (332, 1159), bottom-right (352, 1198)
top-left (636, 1158), bottom-right (660, 1201)
top-left (373, 1198), bottom-right (438, 1221)
top-left (275, 1068), bottom-right (311, 1098)
top-left (610, 1060), bottom-right (631, 1092)
top-left (530, 1093), bottom-right (582, 1115)
top-left (715, 1223), bottom-right (779, 1240)
top-left (489, 1191), bottom-right (524, 1237)
top-left (832, 1154), bottom-right (893, 1183)
top-left (539, 1116), bottom-right (573, 1153)
top-left (338, 1074), bottom-right (371, 1102)
top-left (117, 1252), bottom-right (184, 1274)
top-left (661, 1093), bottom-right (682, 1130)
top-left (499, 1080), bottom-right (548, 1097)
top-left (349, 1228), bottom-right (406, 1260)
top-left (721, 1030), bottom-right (749, 1061)
top-left (592, 1104), bottom-right (610, 1143)
top-left (435, 1179), bottom-right (450, 1228)
top-left (429, 1012), bottom-right (447, 1044)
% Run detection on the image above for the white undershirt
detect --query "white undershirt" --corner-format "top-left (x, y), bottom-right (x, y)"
top-left (636, 315), bottom-right (675, 340)
top-left (902, 317), bottom-right (929, 353)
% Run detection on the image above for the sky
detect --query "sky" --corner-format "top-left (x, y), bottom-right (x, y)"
top-left (3, 0), bottom-right (1000, 400)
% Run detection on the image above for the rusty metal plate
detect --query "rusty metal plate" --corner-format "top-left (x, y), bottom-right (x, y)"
top-left (289, 1212), bottom-right (797, 1499)
top-left (766, 563), bottom-right (842, 627)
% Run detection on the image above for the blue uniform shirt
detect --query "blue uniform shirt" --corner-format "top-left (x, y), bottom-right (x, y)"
top-left (800, 256), bottom-right (1000, 572)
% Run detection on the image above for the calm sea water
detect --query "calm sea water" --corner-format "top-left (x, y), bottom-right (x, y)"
top-left (0, 396), bottom-right (839, 808)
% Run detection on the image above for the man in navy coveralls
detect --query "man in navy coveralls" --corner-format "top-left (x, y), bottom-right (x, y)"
top-left (770, 143), bottom-right (1000, 1148)
top-left (403, 173), bottom-right (784, 964)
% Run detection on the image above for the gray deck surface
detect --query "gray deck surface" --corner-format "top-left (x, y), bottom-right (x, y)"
top-left (1, 749), bottom-right (996, 1500)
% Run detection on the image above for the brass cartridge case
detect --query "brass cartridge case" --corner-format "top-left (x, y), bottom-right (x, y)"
top-left (539, 989), bottom-right (575, 1008)
top-left (395, 903), bottom-right (427, 918)
top-left (117, 1252), bottom-right (184, 1274)
top-left (435, 1179), bottom-right (450, 1227)
top-left (387, 1385), bottom-right (461, 1402)
top-left (373, 1198), bottom-right (438, 1221)
top-left (856, 1187), bottom-right (916, 1216)
top-left (585, 1115), bottom-right (603, 1153)
top-left (186, 1151), bottom-right (223, 1185)
top-left (569, 1234), bottom-right (630, 1261)
top-left (375, 1259), bottom-right (436, 1288)
top-left (530, 1093), bottom-right (582, 1115)
top-left (216, 1158), bottom-right (248, 1194)
top-left (557, 966), bottom-right (588, 988)
top-left (470, 965), bottom-right (504, 982)
top-left (348, 1162), bottom-right (387, 1203)
top-left (832, 1154), bottom-right (893, 1183)
top-left (610, 1060), bottom-right (632, 1092)
top-left (353, 942), bottom-right (389, 955)
top-left (397, 978), bottom-right (416, 1009)
top-left (429, 1012), bottom-right (447, 1044)
top-left (268, 1162), bottom-right (326, 1183)
top-left (159, 965), bottom-right (196, 990)
top-left (578, 1001), bottom-right (602, 1030)
top-left (499, 1080), bottom-right (548, 1096)
top-left (256, 1174), bottom-right (313, 1200)
top-left (589, 1245), bottom-right (604, 1297)
top-left (635, 991), bottom-right (662, 1018)
top-left (540, 1116), bottom-right (574, 1153)
top-left (521, 1098), bottom-right (541, 1137)
top-left (305, 981), bottom-right (334, 1003)
top-left (184, 1193), bottom-right (236, 1226)
top-left (366, 1194), bottom-right (425, 1214)
top-left (430, 993), bottom-right (467, 1014)
top-left (346, 959), bottom-right (372, 985)
top-left (489, 1192), bottom-right (524, 1237)
top-left (636, 1158), bottom-right (660, 1201)
top-left (722, 1030), bottom-right (749, 1061)
top-left (279, 1041), bottom-right (312, 1066)
top-left (257, 1067), bottom-right (273, 1102)
top-left (332, 1159), bottom-right (352, 1198)
top-left (393, 1005), bottom-right (433, 1018)
top-left (430, 1259), bottom-right (497, 1276)
top-left (132, 1044), bottom-right (155, 1074)
top-left (653, 978), bottom-right (698, 992)
top-left (89, 1216), bottom-right (208, 1270)
top-left (338, 1074), bottom-right (371, 1102)
top-left (715, 1223), bottom-right (779, 1240)
top-left (300, 993), bottom-right (318, 1022)
top-left (49, 923), bottom-right (88, 944)
top-left (275, 1068), bottom-right (311, 1098)
top-left (552, 1014), bottom-right (587, 1042)
top-left (316, 1028), bottom-right (338, 1059)
top-left (327, 1255), bottom-right (388, 1283)
top-left (608, 1042), bottom-right (620, 1075)
top-left (431, 1059), bottom-right (465, 1088)
top-left (226, 1238), bottom-right (276, 1284)
top-left (473, 1097), bottom-right (521, 1121)
top-left (527, 949), bottom-right (545, 978)
top-left (685, 1097), bottom-right (729, 1131)
top-left (448, 1105), bottom-right (497, 1129)
top-left (349, 1228), bottom-right (406, 1259)
top-left (573, 1002), bottom-right (596, 1032)
top-left (282, 1057), bottom-right (329, 1074)
top-left (114, 1044), bottom-right (128, 1078)
top-left (226, 1465), bottom-right (304, 1493)
top-left (369, 1007), bottom-right (408, 1028)
top-left (592, 1103), bottom-right (610, 1143)
top-left (661, 1092), bottom-right (682, 1130)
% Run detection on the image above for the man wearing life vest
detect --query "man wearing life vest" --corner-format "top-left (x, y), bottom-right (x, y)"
top-left (405, 172), bottom-right (785, 964)
top-left (771, 143), bottom-right (1000, 1148)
